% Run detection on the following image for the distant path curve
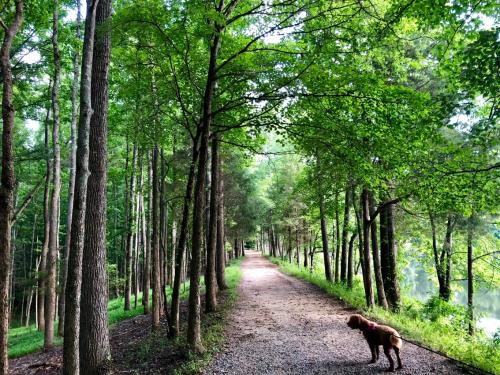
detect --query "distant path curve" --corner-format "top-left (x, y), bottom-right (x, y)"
top-left (204, 251), bottom-right (474, 375)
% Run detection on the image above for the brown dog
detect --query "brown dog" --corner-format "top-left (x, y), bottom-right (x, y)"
top-left (347, 314), bottom-right (402, 372)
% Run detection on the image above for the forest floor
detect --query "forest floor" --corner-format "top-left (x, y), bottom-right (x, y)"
top-left (204, 251), bottom-right (481, 375)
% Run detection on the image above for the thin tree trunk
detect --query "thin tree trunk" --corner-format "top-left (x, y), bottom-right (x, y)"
top-left (334, 192), bottom-right (340, 282)
top-left (80, 0), bottom-right (112, 369)
top-left (206, 135), bottom-right (219, 312)
top-left (216, 161), bottom-right (227, 290)
top-left (361, 189), bottom-right (374, 308)
top-left (63, 0), bottom-right (100, 372)
top-left (58, 0), bottom-right (80, 337)
top-left (140, 169), bottom-right (150, 314)
top-left (369, 193), bottom-right (388, 309)
top-left (124, 146), bottom-right (137, 311)
top-left (319, 194), bottom-right (333, 282)
top-left (38, 97), bottom-right (52, 332)
top-left (442, 215), bottom-right (454, 301)
top-left (45, 0), bottom-right (62, 347)
top-left (383, 203), bottom-right (400, 309)
top-left (347, 232), bottom-right (357, 289)
top-left (467, 213), bottom-right (474, 336)
top-left (169, 130), bottom-right (200, 338)
top-left (152, 146), bottom-right (161, 329)
top-left (340, 187), bottom-right (350, 282)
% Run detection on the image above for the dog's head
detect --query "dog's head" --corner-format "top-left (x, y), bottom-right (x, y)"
top-left (347, 314), bottom-right (364, 329)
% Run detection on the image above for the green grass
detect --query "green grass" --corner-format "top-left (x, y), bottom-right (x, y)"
top-left (8, 277), bottom-right (204, 359)
top-left (269, 257), bottom-right (500, 375)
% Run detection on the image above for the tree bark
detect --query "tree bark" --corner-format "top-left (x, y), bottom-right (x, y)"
top-left (63, 0), bottom-right (100, 372)
top-left (0, 2), bottom-right (23, 372)
top-left (205, 135), bottom-right (219, 312)
top-left (45, 0), bottom-right (62, 348)
top-left (216, 160), bottom-right (227, 290)
top-left (368, 193), bottom-right (388, 309)
top-left (38, 95), bottom-right (52, 332)
top-left (140, 170), bottom-right (150, 314)
top-left (124, 146), bottom-right (137, 311)
top-left (188, 5), bottom-right (224, 350)
top-left (58, 0), bottom-right (81, 337)
top-left (319, 194), bottom-right (333, 282)
top-left (334, 193), bottom-right (340, 282)
top-left (168, 130), bottom-right (200, 338)
top-left (152, 146), bottom-right (161, 329)
top-left (361, 189), bottom-right (374, 307)
top-left (467, 213), bottom-right (474, 336)
top-left (381, 203), bottom-right (400, 309)
top-left (79, 0), bottom-right (112, 371)
top-left (340, 187), bottom-right (350, 282)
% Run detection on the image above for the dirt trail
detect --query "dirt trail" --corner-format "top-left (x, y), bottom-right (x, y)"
top-left (204, 251), bottom-right (475, 375)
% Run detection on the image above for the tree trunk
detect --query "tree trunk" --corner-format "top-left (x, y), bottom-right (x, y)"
top-left (45, 0), bottom-right (62, 348)
top-left (319, 194), bottom-right (333, 282)
top-left (58, 0), bottom-right (80, 337)
top-left (79, 0), bottom-right (112, 371)
top-left (381, 203), bottom-right (400, 310)
top-left (124, 146), bottom-right (137, 311)
top-left (152, 146), bottom-right (161, 329)
top-left (467, 213), bottom-right (474, 336)
top-left (0, 3), bottom-right (23, 371)
top-left (205, 135), bottom-right (219, 312)
top-left (216, 161), bottom-right (227, 290)
top-left (442, 215), bottom-right (454, 301)
top-left (62, 0), bottom-right (99, 372)
top-left (140, 174), bottom-right (150, 314)
top-left (38, 98), bottom-right (52, 332)
top-left (340, 187), bottom-right (350, 282)
top-left (168, 130), bottom-right (200, 338)
top-left (429, 211), bottom-right (445, 299)
top-left (187, 7), bottom-right (224, 350)
top-left (361, 189), bottom-right (374, 308)
top-left (159, 150), bottom-right (168, 316)
top-left (334, 193), bottom-right (340, 282)
top-left (347, 232), bottom-right (357, 289)
top-left (368, 193), bottom-right (388, 309)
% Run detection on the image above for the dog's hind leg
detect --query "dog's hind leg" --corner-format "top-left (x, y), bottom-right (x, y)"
top-left (383, 346), bottom-right (395, 372)
top-left (369, 344), bottom-right (377, 363)
top-left (394, 346), bottom-right (402, 370)
top-left (375, 345), bottom-right (380, 361)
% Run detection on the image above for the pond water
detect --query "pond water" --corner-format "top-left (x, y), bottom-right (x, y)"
top-left (402, 260), bottom-right (500, 338)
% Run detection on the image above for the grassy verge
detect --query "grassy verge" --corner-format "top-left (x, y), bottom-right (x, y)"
top-left (8, 278), bottom-right (200, 358)
top-left (269, 257), bottom-right (500, 375)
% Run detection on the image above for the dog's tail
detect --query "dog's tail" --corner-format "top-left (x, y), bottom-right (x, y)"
top-left (391, 332), bottom-right (402, 349)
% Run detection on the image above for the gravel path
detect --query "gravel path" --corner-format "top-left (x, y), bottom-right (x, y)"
top-left (204, 251), bottom-right (476, 375)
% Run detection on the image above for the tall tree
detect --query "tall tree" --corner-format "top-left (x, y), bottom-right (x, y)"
top-left (151, 146), bottom-right (161, 329)
top-left (63, 0), bottom-right (100, 372)
top-left (79, 0), bottom-right (112, 371)
top-left (0, 2), bottom-right (23, 372)
top-left (44, 0), bottom-right (62, 348)
top-left (205, 134), bottom-right (219, 312)
top-left (58, 0), bottom-right (81, 337)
